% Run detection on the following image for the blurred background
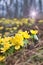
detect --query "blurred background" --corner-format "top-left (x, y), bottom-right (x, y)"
top-left (0, 0), bottom-right (43, 37)
top-left (0, 0), bottom-right (43, 18)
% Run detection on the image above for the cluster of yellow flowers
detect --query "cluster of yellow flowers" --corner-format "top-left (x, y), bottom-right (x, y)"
top-left (0, 30), bottom-right (38, 61)
top-left (0, 18), bottom-right (42, 26)
top-left (18, 30), bottom-right (30, 39)
top-left (0, 31), bottom-right (30, 52)
top-left (0, 18), bottom-right (34, 37)
top-left (0, 30), bottom-right (38, 52)
top-left (0, 18), bottom-right (28, 24)
top-left (0, 18), bottom-right (35, 25)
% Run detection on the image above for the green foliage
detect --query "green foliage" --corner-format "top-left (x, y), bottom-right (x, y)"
top-left (5, 46), bottom-right (15, 57)
top-left (0, 62), bottom-right (5, 65)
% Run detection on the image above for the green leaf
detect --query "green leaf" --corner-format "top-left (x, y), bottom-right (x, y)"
top-left (31, 34), bottom-right (34, 39)
top-left (0, 44), bottom-right (3, 48)
top-left (23, 39), bottom-right (29, 47)
top-left (0, 62), bottom-right (5, 65)
top-left (5, 46), bottom-right (15, 56)
top-left (24, 39), bottom-right (29, 45)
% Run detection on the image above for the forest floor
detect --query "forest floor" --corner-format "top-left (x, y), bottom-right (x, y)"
top-left (4, 22), bottom-right (43, 65)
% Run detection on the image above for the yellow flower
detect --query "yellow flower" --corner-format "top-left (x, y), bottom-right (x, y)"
top-left (30, 30), bottom-right (38, 35)
top-left (11, 34), bottom-right (24, 50)
top-left (2, 37), bottom-right (11, 43)
top-left (0, 56), bottom-right (5, 61)
top-left (22, 31), bottom-right (30, 39)
top-left (15, 45), bottom-right (20, 50)
top-left (15, 34), bottom-right (23, 43)
top-left (15, 21), bottom-right (20, 25)
top-left (17, 24), bottom-right (19, 27)
top-left (14, 41), bottom-right (24, 50)
top-left (0, 26), bottom-right (4, 30)
top-left (2, 18), bottom-right (5, 20)
top-left (5, 19), bottom-right (11, 24)
top-left (1, 42), bottom-right (11, 52)
top-left (18, 30), bottom-right (30, 39)
top-left (23, 18), bottom-right (28, 24)
top-left (11, 37), bottom-right (16, 45)
top-left (13, 18), bottom-right (17, 21)
top-left (13, 27), bottom-right (17, 30)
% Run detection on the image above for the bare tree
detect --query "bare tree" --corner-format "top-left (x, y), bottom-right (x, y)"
top-left (39, 0), bottom-right (42, 13)
top-left (15, 0), bottom-right (18, 18)
top-left (23, 0), bottom-right (29, 17)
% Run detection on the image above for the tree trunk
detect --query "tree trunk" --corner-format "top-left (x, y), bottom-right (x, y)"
top-left (15, 0), bottom-right (18, 18)
top-left (23, 0), bottom-right (29, 17)
top-left (39, 0), bottom-right (42, 13)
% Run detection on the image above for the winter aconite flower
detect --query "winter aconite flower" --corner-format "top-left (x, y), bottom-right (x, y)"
top-left (1, 42), bottom-right (11, 52)
top-left (0, 56), bottom-right (5, 61)
top-left (30, 30), bottom-right (38, 35)
top-left (2, 37), bottom-right (12, 43)
top-left (13, 34), bottom-right (24, 50)
top-left (18, 30), bottom-right (30, 39)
